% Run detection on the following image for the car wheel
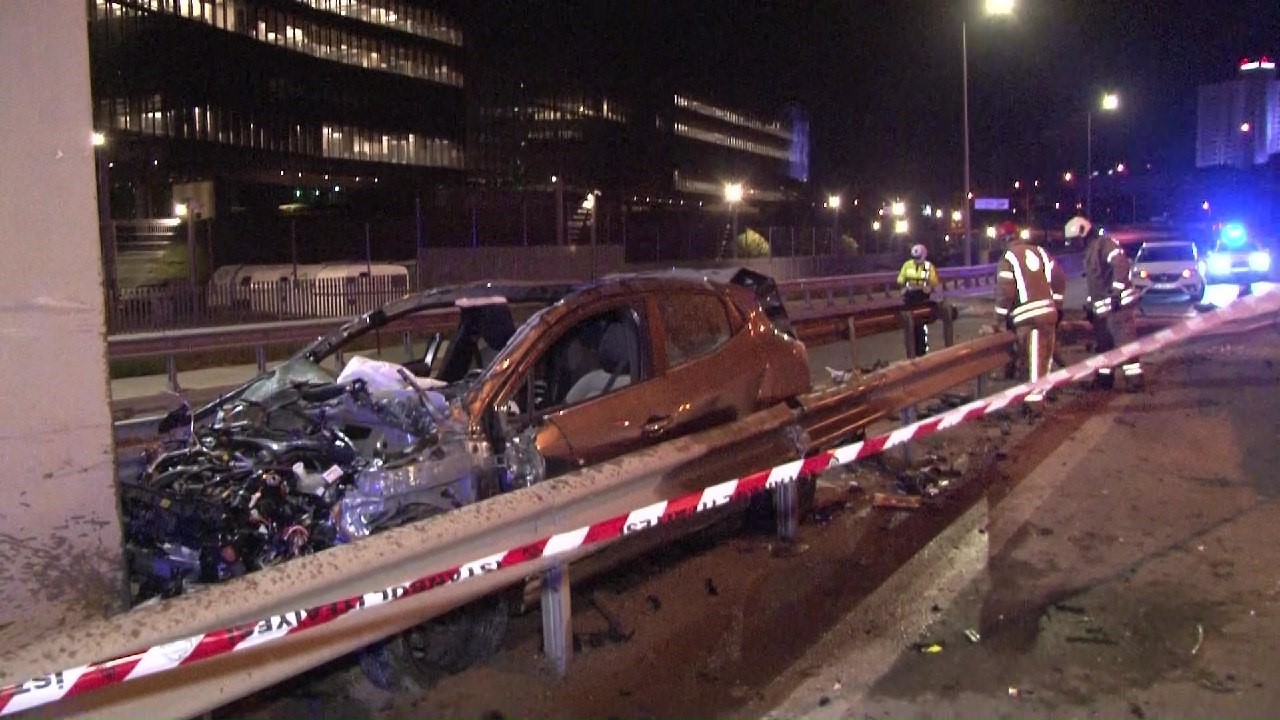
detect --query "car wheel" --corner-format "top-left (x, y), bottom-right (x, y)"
top-left (358, 590), bottom-right (513, 691)
top-left (1190, 285), bottom-right (1204, 303)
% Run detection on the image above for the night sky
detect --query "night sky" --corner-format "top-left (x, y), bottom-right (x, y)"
top-left (467, 1), bottom-right (1280, 201)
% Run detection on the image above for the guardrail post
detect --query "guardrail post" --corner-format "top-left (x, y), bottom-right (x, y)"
top-left (254, 344), bottom-right (266, 374)
top-left (775, 478), bottom-right (798, 542)
top-left (976, 369), bottom-right (989, 398)
top-left (402, 331), bottom-right (413, 360)
top-left (940, 300), bottom-right (956, 348)
top-left (541, 562), bottom-right (573, 676)
top-left (899, 310), bottom-right (917, 359)
top-left (846, 316), bottom-right (860, 376)
top-left (165, 355), bottom-right (180, 392)
top-left (900, 406), bottom-right (917, 465)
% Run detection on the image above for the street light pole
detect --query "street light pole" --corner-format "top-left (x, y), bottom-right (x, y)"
top-left (962, 21), bottom-right (973, 266)
top-left (1087, 92), bottom-right (1119, 221)
top-left (1086, 110), bottom-right (1093, 219)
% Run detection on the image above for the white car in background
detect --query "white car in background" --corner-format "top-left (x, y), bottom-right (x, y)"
top-left (1130, 241), bottom-right (1205, 302)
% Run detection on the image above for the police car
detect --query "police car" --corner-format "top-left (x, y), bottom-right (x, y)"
top-left (1201, 222), bottom-right (1272, 285)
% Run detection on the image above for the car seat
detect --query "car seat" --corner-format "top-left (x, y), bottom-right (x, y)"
top-left (564, 322), bottom-right (636, 404)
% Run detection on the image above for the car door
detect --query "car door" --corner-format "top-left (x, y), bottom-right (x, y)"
top-left (646, 289), bottom-right (760, 440)
top-left (494, 301), bottom-right (656, 475)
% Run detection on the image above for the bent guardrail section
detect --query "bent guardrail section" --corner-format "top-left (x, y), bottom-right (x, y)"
top-left (4, 331), bottom-right (1022, 719)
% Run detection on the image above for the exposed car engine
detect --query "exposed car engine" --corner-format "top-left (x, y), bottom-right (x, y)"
top-left (121, 357), bottom-right (489, 603)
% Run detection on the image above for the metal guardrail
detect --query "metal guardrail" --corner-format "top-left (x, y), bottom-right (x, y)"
top-left (107, 267), bottom-right (999, 394)
top-left (5, 328), bottom-right (1017, 719)
top-left (776, 264), bottom-right (997, 311)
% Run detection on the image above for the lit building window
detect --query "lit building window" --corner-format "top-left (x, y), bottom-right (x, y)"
top-left (93, 0), bottom-right (464, 88)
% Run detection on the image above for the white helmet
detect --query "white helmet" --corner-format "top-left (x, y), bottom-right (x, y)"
top-left (910, 244), bottom-right (927, 260)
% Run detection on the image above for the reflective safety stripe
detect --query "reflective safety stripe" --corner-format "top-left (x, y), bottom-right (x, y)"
top-left (1106, 248), bottom-right (1121, 263)
top-left (994, 306), bottom-right (1010, 316)
top-left (1122, 362), bottom-right (1143, 375)
top-left (1026, 393), bottom-right (1045, 403)
top-left (1029, 327), bottom-right (1042, 384)
top-left (1112, 281), bottom-right (1127, 290)
top-left (1014, 305), bottom-right (1057, 324)
top-left (1013, 299), bottom-right (1054, 319)
top-left (1005, 250), bottom-right (1030, 304)
top-left (1052, 293), bottom-right (1064, 301)
top-left (998, 270), bottom-right (1015, 279)
top-left (1037, 248), bottom-right (1055, 283)
top-left (1098, 367), bottom-right (1113, 375)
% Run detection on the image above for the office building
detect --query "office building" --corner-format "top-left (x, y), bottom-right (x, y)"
top-left (1196, 57), bottom-right (1280, 169)
top-left (89, 0), bottom-right (466, 268)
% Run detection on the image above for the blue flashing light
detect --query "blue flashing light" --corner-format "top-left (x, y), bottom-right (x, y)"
top-left (1221, 222), bottom-right (1247, 247)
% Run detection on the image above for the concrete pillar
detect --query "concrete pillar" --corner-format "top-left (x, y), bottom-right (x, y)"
top-left (0, 0), bottom-right (127, 636)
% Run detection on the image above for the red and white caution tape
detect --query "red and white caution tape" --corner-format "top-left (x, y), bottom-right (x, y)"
top-left (3, 289), bottom-right (1277, 718)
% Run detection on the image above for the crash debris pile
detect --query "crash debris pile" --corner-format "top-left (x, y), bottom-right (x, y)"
top-left (120, 357), bottom-right (522, 603)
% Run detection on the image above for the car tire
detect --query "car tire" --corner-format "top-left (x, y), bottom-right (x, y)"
top-left (358, 590), bottom-right (513, 692)
top-left (1190, 285), bottom-right (1204, 303)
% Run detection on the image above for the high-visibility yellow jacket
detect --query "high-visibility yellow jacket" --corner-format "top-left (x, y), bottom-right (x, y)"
top-left (897, 259), bottom-right (940, 293)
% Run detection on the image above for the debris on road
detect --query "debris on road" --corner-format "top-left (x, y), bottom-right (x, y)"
top-left (913, 642), bottom-right (944, 654)
top-left (1192, 623), bottom-right (1204, 655)
top-left (1007, 687), bottom-right (1020, 698)
top-left (705, 578), bottom-right (720, 596)
top-left (964, 628), bottom-right (981, 643)
top-left (873, 493), bottom-right (922, 510)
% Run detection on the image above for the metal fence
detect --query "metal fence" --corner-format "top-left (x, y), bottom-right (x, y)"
top-left (110, 274), bottom-right (410, 333)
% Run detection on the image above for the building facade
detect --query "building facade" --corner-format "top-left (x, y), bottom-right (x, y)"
top-left (470, 83), bottom-right (808, 207)
top-left (1196, 57), bottom-right (1280, 169)
top-left (89, 0), bottom-right (466, 272)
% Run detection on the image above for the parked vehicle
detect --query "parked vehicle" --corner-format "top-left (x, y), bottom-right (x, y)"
top-left (1130, 241), bottom-right (1204, 302)
top-left (123, 267), bottom-right (810, 684)
top-left (1201, 223), bottom-right (1272, 286)
top-left (207, 262), bottom-right (411, 317)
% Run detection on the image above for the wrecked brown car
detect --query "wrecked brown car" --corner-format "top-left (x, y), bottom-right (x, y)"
top-left (123, 267), bottom-right (809, 682)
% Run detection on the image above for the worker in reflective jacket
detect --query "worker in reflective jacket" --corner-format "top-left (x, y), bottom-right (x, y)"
top-left (993, 221), bottom-right (1066, 413)
top-left (1081, 225), bottom-right (1143, 390)
top-left (897, 243), bottom-right (941, 356)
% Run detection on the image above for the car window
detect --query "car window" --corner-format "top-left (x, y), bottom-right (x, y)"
top-left (506, 306), bottom-right (646, 415)
top-left (1137, 245), bottom-right (1195, 263)
top-left (658, 292), bottom-right (732, 367)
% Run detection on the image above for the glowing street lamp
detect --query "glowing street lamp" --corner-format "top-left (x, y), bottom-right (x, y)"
top-left (890, 200), bottom-right (906, 217)
top-left (893, 219), bottom-right (910, 235)
top-left (724, 182), bottom-right (744, 258)
top-left (828, 195), bottom-right (842, 249)
top-left (91, 131), bottom-right (106, 147)
top-left (1063, 171), bottom-right (1073, 183)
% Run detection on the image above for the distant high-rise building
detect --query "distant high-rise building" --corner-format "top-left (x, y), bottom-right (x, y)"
top-left (1196, 57), bottom-right (1280, 169)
